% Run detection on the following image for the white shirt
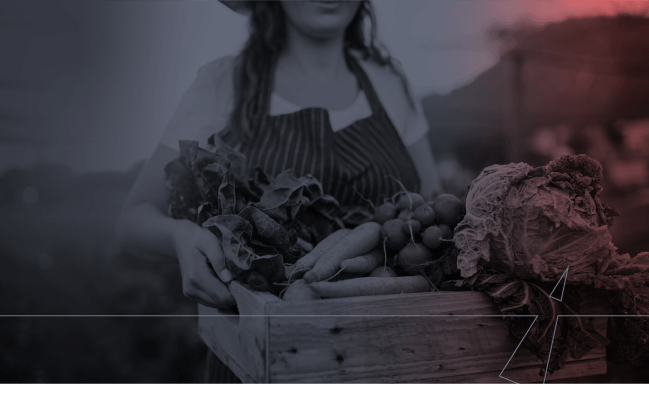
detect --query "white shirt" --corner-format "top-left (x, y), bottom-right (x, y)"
top-left (160, 51), bottom-right (429, 152)
top-left (268, 90), bottom-right (373, 132)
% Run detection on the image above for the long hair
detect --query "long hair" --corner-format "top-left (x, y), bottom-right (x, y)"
top-left (228, 0), bottom-right (412, 145)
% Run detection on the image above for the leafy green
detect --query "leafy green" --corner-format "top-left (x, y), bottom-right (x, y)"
top-left (455, 155), bottom-right (617, 282)
top-left (164, 140), bottom-right (360, 292)
top-left (451, 154), bottom-right (649, 375)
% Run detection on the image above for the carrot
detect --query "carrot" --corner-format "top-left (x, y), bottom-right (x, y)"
top-left (303, 222), bottom-right (381, 283)
top-left (286, 228), bottom-right (351, 281)
top-left (309, 275), bottom-right (431, 298)
top-left (340, 248), bottom-right (384, 274)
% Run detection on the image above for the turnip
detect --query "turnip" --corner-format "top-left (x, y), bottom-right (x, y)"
top-left (373, 202), bottom-right (398, 225)
top-left (380, 219), bottom-right (409, 251)
top-left (432, 194), bottom-right (465, 229)
top-left (422, 226), bottom-right (442, 250)
top-left (397, 243), bottom-right (433, 275)
top-left (412, 205), bottom-right (436, 229)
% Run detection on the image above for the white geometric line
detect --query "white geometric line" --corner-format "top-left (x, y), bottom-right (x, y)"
top-left (550, 266), bottom-right (569, 302)
top-left (499, 376), bottom-right (520, 384)
top-left (499, 315), bottom-right (538, 384)
top-left (543, 315), bottom-right (561, 383)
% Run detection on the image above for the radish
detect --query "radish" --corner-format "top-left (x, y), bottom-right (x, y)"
top-left (398, 209), bottom-right (414, 221)
top-left (413, 205), bottom-right (436, 229)
top-left (438, 224), bottom-right (453, 240)
top-left (380, 219), bottom-right (409, 251)
top-left (432, 194), bottom-right (465, 229)
top-left (395, 192), bottom-right (425, 212)
top-left (422, 226), bottom-right (442, 249)
top-left (402, 219), bottom-right (421, 235)
top-left (373, 203), bottom-right (398, 225)
top-left (397, 243), bottom-right (433, 275)
top-left (303, 222), bottom-right (381, 283)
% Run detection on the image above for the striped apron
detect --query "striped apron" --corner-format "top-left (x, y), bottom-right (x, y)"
top-left (205, 51), bottom-right (421, 383)
top-left (215, 51), bottom-right (421, 207)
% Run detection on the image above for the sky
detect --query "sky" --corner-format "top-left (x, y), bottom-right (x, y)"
top-left (1, 0), bottom-right (648, 174)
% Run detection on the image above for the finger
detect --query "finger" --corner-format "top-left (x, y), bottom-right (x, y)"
top-left (218, 268), bottom-right (234, 283)
top-left (196, 232), bottom-right (234, 284)
top-left (193, 262), bottom-right (236, 308)
top-left (198, 233), bottom-right (227, 274)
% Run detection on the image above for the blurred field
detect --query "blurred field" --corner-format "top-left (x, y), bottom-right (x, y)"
top-left (0, 163), bottom-right (207, 383)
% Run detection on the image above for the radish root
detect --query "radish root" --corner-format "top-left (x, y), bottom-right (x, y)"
top-left (408, 224), bottom-right (416, 244)
top-left (287, 267), bottom-right (310, 284)
top-left (352, 186), bottom-right (376, 210)
top-left (382, 237), bottom-right (388, 269)
top-left (321, 267), bottom-right (345, 283)
top-left (385, 175), bottom-right (412, 208)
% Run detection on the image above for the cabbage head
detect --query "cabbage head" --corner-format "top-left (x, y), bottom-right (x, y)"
top-left (454, 155), bottom-right (618, 282)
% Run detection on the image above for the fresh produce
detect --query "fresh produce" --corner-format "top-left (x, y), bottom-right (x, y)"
top-left (432, 194), bottom-right (465, 229)
top-left (370, 266), bottom-right (397, 277)
top-left (453, 154), bottom-right (649, 375)
top-left (288, 228), bottom-right (351, 279)
top-left (397, 243), bottom-right (433, 275)
top-left (341, 248), bottom-right (385, 274)
top-left (303, 222), bottom-right (382, 283)
top-left (412, 205), bottom-right (436, 229)
top-left (309, 275), bottom-right (431, 298)
top-left (381, 219), bottom-right (410, 251)
top-left (402, 219), bottom-right (421, 235)
top-left (422, 226), bottom-right (442, 250)
top-left (373, 203), bottom-right (398, 225)
top-left (395, 192), bottom-right (425, 212)
top-left (168, 140), bottom-right (649, 377)
top-left (398, 209), bottom-right (414, 221)
top-left (282, 279), bottom-right (321, 301)
top-left (438, 224), bottom-right (453, 240)
top-left (454, 154), bottom-right (617, 282)
top-left (165, 140), bottom-right (349, 291)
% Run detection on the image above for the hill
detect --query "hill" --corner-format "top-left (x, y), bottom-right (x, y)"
top-left (422, 14), bottom-right (649, 173)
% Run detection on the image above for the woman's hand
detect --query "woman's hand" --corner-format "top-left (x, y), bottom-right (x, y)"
top-left (172, 220), bottom-right (236, 309)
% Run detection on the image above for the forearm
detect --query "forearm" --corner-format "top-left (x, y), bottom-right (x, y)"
top-left (116, 202), bottom-right (189, 263)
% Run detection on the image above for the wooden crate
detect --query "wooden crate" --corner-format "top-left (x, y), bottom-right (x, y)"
top-left (198, 282), bottom-right (609, 383)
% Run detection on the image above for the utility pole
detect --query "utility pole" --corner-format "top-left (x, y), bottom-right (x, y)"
top-left (504, 49), bottom-right (525, 164)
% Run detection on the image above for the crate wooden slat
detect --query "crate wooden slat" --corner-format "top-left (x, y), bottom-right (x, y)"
top-left (198, 282), bottom-right (608, 383)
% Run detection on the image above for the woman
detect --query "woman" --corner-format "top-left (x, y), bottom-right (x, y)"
top-left (117, 0), bottom-right (439, 381)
